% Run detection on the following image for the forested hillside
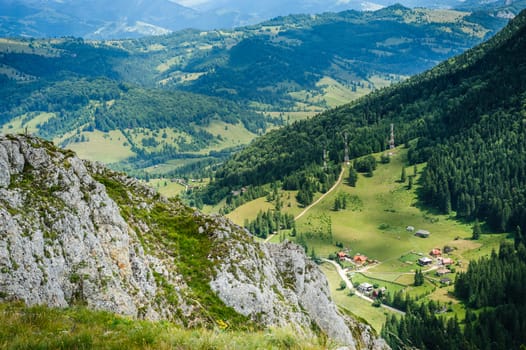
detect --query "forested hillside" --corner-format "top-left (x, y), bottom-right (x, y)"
top-left (180, 6), bottom-right (507, 108)
top-left (203, 9), bottom-right (526, 234)
top-left (0, 5), bottom-right (516, 177)
top-left (0, 38), bottom-right (271, 174)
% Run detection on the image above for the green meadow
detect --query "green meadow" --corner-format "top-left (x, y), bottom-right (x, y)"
top-left (227, 145), bottom-right (509, 328)
top-left (0, 302), bottom-right (328, 350)
top-left (147, 178), bottom-right (187, 198)
top-left (61, 130), bottom-right (136, 164)
top-left (293, 147), bottom-right (500, 262)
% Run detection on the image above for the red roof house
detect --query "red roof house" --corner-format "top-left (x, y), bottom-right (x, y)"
top-left (430, 248), bottom-right (442, 257)
top-left (353, 255), bottom-right (368, 264)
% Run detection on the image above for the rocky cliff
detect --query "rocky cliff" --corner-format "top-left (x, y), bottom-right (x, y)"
top-left (0, 134), bottom-right (387, 349)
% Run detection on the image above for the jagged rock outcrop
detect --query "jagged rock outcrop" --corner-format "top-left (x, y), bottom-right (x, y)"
top-left (211, 236), bottom-right (353, 345)
top-left (0, 134), bottom-right (388, 349)
top-left (0, 135), bottom-right (187, 321)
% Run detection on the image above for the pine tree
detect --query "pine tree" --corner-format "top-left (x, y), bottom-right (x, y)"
top-left (348, 167), bottom-right (358, 187)
top-left (472, 219), bottom-right (482, 240)
top-left (333, 196), bottom-right (341, 211)
top-left (414, 269), bottom-right (424, 286)
top-left (515, 225), bottom-right (523, 249)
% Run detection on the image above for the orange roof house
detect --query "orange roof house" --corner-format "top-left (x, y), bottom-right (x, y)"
top-left (337, 252), bottom-right (347, 260)
top-left (353, 255), bottom-right (368, 264)
top-left (430, 248), bottom-right (442, 257)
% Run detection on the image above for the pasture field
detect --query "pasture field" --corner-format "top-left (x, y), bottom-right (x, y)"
top-left (62, 130), bottom-right (135, 164)
top-left (197, 121), bottom-right (257, 154)
top-left (1, 112), bottom-right (55, 134)
top-left (227, 190), bottom-right (303, 226)
top-left (227, 145), bottom-right (510, 329)
top-left (147, 179), bottom-right (187, 198)
top-left (295, 148), bottom-right (476, 261)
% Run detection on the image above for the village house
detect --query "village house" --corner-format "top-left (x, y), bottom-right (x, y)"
top-left (353, 255), bottom-right (368, 264)
top-left (430, 248), bottom-right (442, 257)
top-left (440, 257), bottom-right (454, 266)
top-left (418, 257), bottom-right (433, 266)
top-left (436, 267), bottom-right (451, 276)
top-left (337, 251), bottom-right (348, 261)
top-left (357, 282), bottom-right (374, 293)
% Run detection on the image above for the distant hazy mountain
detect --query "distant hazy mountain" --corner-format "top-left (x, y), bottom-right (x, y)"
top-left (0, 0), bottom-right (199, 38)
top-left (0, 0), bottom-right (522, 38)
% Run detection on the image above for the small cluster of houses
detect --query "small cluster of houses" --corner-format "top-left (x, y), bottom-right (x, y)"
top-left (416, 247), bottom-right (456, 285)
top-left (170, 178), bottom-right (203, 192)
top-left (418, 248), bottom-right (455, 267)
top-left (231, 186), bottom-right (248, 197)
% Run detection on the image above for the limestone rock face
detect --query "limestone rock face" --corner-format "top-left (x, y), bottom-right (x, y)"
top-left (0, 135), bottom-right (389, 349)
top-left (0, 135), bottom-right (180, 321)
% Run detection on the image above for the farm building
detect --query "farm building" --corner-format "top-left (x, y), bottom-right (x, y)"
top-left (415, 229), bottom-right (430, 238)
top-left (406, 226), bottom-right (415, 232)
top-left (418, 257), bottom-right (433, 266)
top-left (358, 282), bottom-right (374, 293)
top-left (436, 268), bottom-right (451, 276)
top-left (337, 252), bottom-right (350, 261)
top-left (440, 257), bottom-right (454, 266)
top-left (353, 255), bottom-right (368, 264)
top-left (430, 248), bottom-right (442, 257)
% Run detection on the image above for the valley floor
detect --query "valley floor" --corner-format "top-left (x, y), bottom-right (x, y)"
top-left (224, 146), bottom-right (507, 331)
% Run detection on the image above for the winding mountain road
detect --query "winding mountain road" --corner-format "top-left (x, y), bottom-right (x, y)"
top-left (294, 166), bottom-right (345, 221)
top-left (264, 166), bottom-right (345, 243)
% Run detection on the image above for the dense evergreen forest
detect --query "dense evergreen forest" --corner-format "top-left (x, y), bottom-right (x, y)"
top-left (203, 10), bottom-right (526, 236)
top-left (381, 240), bottom-right (526, 350)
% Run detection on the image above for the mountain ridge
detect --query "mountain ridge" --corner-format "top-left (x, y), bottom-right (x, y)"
top-left (0, 5), bottom-right (512, 178)
top-left (1, 0), bottom-right (523, 39)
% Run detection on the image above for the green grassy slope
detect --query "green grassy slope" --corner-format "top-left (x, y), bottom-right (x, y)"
top-left (203, 9), bottom-right (526, 235)
top-left (0, 302), bottom-right (326, 350)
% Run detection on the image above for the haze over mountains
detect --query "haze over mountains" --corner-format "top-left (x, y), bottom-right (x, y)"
top-left (0, 0), bottom-right (522, 38)
top-left (0, 5), bottom-right (512, 177)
